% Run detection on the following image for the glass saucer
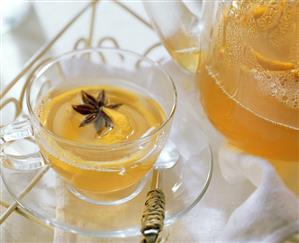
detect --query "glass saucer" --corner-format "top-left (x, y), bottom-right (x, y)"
top-left (1, 108), bottom-right (213, 238)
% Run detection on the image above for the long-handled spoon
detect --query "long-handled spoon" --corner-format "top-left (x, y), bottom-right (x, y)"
top-left (141, 140), bottom-right (179, 243)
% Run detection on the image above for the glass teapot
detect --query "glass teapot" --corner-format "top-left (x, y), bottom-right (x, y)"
top-left (144, 1), bottom-right (299, 193)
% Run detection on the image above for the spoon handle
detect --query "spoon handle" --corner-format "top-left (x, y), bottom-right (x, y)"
top-left (141, 170), bottom-right (166, 243)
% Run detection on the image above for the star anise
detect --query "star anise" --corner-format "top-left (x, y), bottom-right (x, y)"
top-left (72, 90), bottom-right (122, 134)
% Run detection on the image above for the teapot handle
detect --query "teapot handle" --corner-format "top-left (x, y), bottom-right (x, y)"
top-left (182, 0), bottom-right (203, 19)
top-left (143, 1), bottom-right (204, 73)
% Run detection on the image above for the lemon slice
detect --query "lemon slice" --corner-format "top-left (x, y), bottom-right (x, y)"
top-left (98, 107), bottom-right (133, 144)
top-left (252, 49), bottom-right (295, 71)
top-left (251, 6), bottom-right (267, 18)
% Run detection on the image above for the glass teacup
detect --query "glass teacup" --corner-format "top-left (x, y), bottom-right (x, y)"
top-left (1, 48), bottom-right (176, 204)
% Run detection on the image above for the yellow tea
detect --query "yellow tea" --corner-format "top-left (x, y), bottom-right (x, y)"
top-left (163, 30), bottom-right (201, 73)
top-left (37, 85), bottom-right (165, 193)
top-left (197, 1), bottom-right (299, 162)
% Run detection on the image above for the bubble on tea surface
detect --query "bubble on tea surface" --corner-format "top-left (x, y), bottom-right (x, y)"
top-left (209, 0), bottom-right (299, 111)
top-left (254, 67), bottom-right (299, 110)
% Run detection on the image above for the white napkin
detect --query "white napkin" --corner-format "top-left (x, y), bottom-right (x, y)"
top-left (217, 145), bottom-right (299, 242)
top-left (54, 61), bottom-right (299, 243)
top-left (165, 145), bottom-right (299, 243)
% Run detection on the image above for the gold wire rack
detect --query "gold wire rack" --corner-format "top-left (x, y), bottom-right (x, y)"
top-left (0, 0), bottom-right (166, 230)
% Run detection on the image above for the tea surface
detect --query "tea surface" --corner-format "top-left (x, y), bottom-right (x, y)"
top-left (39, 86), bottom-right (164, 145)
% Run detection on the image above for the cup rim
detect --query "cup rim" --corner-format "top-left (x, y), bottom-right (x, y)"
top-left (26, 47), bottom-right (177, 149)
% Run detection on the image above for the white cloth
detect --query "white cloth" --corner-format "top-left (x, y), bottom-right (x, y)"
top-left (217, 146), bottom-right (299, 242)
top-left (54, 61), bottom-right (299, 243)
top-left (166, 145), bottom-right (299, 243)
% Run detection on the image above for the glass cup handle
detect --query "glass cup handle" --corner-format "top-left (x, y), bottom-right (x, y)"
top-left (0, 119), bottom-right (33, 144)
top-left (0, 119), bottom-right (46, 170)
